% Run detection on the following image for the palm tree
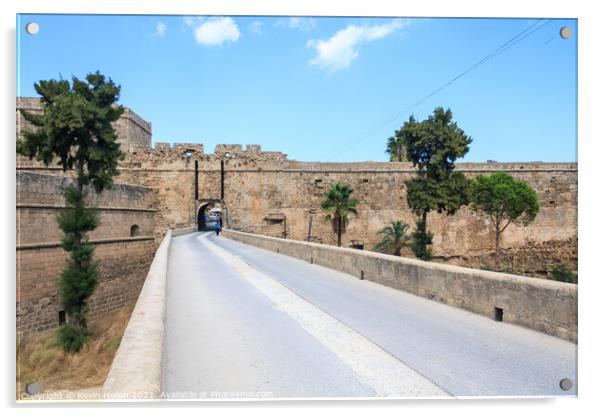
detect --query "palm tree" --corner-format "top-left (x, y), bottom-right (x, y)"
top-left (374, 221), bottom-right (411, 256)
top-left (320, 182), bottom-right (359, 247)
top-left (386, 134), bottom-right (407, 162)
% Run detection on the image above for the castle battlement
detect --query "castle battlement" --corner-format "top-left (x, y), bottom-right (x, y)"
top-left (16, 97), bottom-right (289, 163)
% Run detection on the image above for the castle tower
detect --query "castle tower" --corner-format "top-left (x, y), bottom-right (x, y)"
top-left (16, 97), bottom-right (152, 154)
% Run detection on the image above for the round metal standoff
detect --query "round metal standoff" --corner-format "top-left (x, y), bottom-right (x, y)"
top-left (25, 22), bottom-right (39, 35)
top-left (559, 377), bottom-right (573, 391)
top-left (559, 27), bottom-right (572, 40)
top-left (25, 382), bottom-right (39, 395)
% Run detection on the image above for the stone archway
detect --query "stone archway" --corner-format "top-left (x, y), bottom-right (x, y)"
top-left (197, 200), bottom-right (224, 231)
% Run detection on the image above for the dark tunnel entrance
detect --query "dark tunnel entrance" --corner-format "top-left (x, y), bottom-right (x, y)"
top-left (197, 201), bottom-right (223, 231)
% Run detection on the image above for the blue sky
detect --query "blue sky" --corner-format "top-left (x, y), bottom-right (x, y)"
top-left (16, 15), bottom-right (577, 162)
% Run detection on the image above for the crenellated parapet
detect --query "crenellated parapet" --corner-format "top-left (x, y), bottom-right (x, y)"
top-left (16, 97), bottom-right (290, 167)
top-left (120, 142), bottom-right (289, 168)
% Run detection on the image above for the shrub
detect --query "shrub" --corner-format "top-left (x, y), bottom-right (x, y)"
top-left (58, 324), bottom-right (90, 353)
top-left (550, 264), bottom-right (576, 283)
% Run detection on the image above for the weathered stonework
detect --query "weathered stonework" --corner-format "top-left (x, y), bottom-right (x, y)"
top-left (16, 171), bottom-right (156, 336)
top-left (16, 97), bottom-right (152, 155)
top-left (104, 145), bottom-right (577, 278)
top-left (16, 96), bottom-right (578, 336)
top-left (17, 144), bottom-right (578, 277)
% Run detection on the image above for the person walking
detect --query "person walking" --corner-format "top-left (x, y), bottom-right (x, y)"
top-left (214, 218), bottom-right (222, 236)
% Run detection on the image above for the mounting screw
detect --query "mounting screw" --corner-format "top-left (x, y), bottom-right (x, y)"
top-left (559, 27), bottom-right (572, 40)
top-left (25, 22), bottom-right (39, 35)
top-left (25, 382), bottom-right (39, 395)
top-left (559, 378), bottom-right (573, 391)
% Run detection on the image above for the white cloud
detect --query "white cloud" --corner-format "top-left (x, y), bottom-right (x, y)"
top-left (307, 18), bottom-right (409, 73)
top-left (249, 21), bottom-right (263, 35)
top-left (186, 17), bottom-right (240, 46)
top-left (183, 16), bottom-right (204, 28)
top-left (155, 22), bottom-right (167, 37)
top-left (275, 17), bottom-right (317, 32)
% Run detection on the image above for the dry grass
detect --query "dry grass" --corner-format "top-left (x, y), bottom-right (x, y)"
top-left (17, 303), bottom-right (134, 395)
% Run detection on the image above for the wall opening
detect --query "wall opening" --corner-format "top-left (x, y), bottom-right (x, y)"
top-left (494, 307), bottom-right (504, 322)
top-left (350, 240), bottom-right (364, 250)
top-left (58, 310), bottom-right (66, 326)
top-left (197, 201), bottom-right (222, 231)
top-left (130, 224), bottom-right (140, 237)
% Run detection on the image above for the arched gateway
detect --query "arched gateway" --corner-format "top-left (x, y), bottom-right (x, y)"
top-left (197, 200), bottom-right (226, 231)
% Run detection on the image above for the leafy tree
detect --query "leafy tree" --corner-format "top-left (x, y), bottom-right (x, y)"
top-left (18, 72), bottom-right (124, 352)
top-left (374, 220), bottom-right (411, 256)
top-left (399, 107), bottom-right (472, 260)
top-left (408, 217), bottom-right (433, 261)
top-left (320, 181), bottom-right (359, 247)
top-left (470, 172), bottom-right (539, 270)
top-left (385, 133), bottom-right (407, 162)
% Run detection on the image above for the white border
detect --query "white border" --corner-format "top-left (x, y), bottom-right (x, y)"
top-left (2, 0), bottom-right (600, 414)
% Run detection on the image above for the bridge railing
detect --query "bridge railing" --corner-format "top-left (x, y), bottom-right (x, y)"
top-left (221, 229), bottom-right (577, 343)
top-left (102, 230), bottom-right (173, 400)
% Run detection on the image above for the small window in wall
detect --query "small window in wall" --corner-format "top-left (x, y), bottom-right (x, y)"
top-left (58, 310), bottom-right (66, 325)
top-left (350, 240), bottom-right (364, 250)
top-left (130, 224), bottom-right (141, 237)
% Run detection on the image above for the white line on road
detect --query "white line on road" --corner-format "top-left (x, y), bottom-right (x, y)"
top-left (199, 233), bottom-right (451, 398)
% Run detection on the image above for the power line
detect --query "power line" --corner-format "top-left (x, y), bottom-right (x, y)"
top-left (321, 19), bottom-right (551, 161)
top-left (321, 19), bottom-right (552, 161)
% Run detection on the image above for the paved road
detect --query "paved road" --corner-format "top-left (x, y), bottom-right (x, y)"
top-left (163, 232), bottom-right (577, 398)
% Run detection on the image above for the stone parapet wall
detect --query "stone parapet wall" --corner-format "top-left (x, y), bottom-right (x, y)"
top-left (103, 231), bottom-right (172, 400)
top-left (16, 171), bottom-right (156, 245)
top-left (222, 229), bottom-right (577, 342)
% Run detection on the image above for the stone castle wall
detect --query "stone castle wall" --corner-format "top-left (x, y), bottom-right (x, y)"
top-left (17, 141), bottom-right (577, 277)
top-left (16, 97), bottom-right (152, 155)
top-left (16, 171), bottom-right (157, 335)
top-left (221, 158), bottom-right (577, 276)
top-left (92, 143), bottom-right (579, 276)
top-left (16, 97), bottom-right (577, 281)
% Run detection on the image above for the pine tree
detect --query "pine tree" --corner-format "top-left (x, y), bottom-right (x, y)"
top-left (18, 72), bottom-right (124, 352)
top-left (397, 108), bottom-right (472, 260)
top-left (470, 172), bottom-right (539, 270)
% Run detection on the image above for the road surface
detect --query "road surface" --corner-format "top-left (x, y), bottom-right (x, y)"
top-left (163, 232), bottom-right (577, 398)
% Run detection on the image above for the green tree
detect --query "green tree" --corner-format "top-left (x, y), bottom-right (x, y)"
top-left (374, 221), bottom-right (411, 256)
top-left (400, 107), bottom-right (472, 260)
top-left (18, 72), bottom-right (124, 352)
top-left (408, 216), bottom-right (433, 260)
top-left (470, 172), bottom-right (539, 271)
top-left (320, 181), bottom-right (359, 247)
